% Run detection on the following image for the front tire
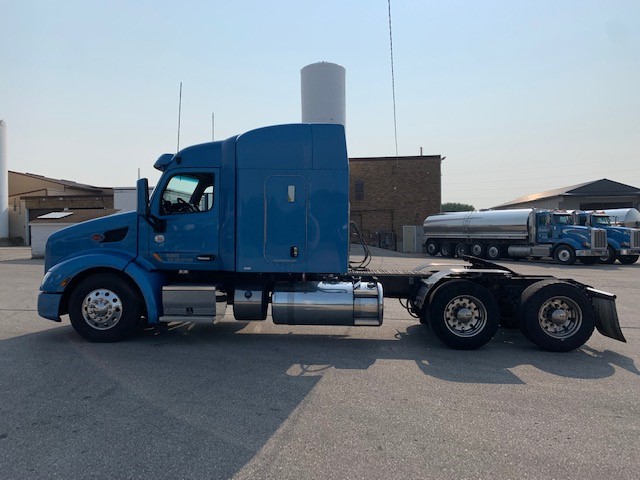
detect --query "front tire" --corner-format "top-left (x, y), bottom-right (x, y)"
top-left (599, 246), bottom-right (617, 264)
top-left (553, 245), bottom-right (576, 265)
top-left (518, 280), bottom-right (595, 352)
top-left (618, 254), bottom-right (638, 265)
top-left (427, 280), bottom-right (500, 349)
top-left (68, 273), bottom-right (142, 342)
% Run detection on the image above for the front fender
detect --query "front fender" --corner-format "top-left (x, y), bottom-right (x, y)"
top-left (552, 239), bottom-right (581, 253)
top-left (40, 252), bottom-right (134, 293)
top-left (124, 262), bottom-right (165, 324)
top-left (607, 239), bottom-right (622, 250)
top-left (39, 253), bottom-right (165, 325)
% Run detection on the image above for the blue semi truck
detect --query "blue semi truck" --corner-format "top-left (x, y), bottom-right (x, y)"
top-left (573, 210), bottom-right (640, 264)
top-left (37, 124), bottom-right (625, 351)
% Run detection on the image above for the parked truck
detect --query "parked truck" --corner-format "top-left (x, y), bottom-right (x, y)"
top-left (423, 209), bottom-right (608, 265)
top-left (37, 124), bottom-right (625, 352)
top-left (573, 210), bottom-right (640, 264)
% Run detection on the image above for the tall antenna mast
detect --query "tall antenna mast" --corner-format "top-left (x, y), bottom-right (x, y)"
top-left (177, 82), bottom-right (183, 152)
top-left (388, 0), bottom-right (399, 165)
top-left (211, 112), bottom-right (215, 141)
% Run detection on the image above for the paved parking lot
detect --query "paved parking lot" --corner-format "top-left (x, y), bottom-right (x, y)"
top-left (0, 247), bottom-right (638, 479)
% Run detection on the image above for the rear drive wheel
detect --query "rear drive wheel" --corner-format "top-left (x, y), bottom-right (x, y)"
top-left (485, 244), bottom-right (502, 261)
top-left (470, 243), bottom-right (484, 258)
top-left (618, 254), bottom-right (639, 265)
top-left (440, 243), bottom-right (454, 258)
top-left (68, 273), bottom-right (142, 342)
top-left (427, 280), bottom-right (500, 349)
top-left (455, 243), bottom-right (468, 257)
top-left (425, 239), bottom-right (440, 256)
top-left (518, 280), bottom-right (595, 352)
top-left (553, 245), bottom-right (576, 265)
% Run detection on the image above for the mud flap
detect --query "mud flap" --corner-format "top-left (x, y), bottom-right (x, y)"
top-left (587, 287), bottom-right (626, 342)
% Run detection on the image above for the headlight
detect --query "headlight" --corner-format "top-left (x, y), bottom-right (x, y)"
top-left (582, 242), bottom-right (591, 248)
top-left (621, 242), bottom-right (630, 247)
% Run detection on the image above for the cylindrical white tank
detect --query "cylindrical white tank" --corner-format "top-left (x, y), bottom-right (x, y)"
top-left (0, 120), bottom-right (8, 239)
top-left (301, 62), bottom-right (346, 125)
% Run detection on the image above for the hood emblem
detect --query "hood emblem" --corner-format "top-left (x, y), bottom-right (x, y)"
top-left (154, 235), bottom-right (165, 243)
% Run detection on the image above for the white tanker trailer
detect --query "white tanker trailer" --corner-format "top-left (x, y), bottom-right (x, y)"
top-left (423, 208), bottom-right (608, 265)
top-left (602, 208), bottom-right (640, 228)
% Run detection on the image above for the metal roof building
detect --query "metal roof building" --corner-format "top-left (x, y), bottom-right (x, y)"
top-left (492, 178), bottom-right (640, 211)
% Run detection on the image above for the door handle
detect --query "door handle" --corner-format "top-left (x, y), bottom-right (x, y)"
top-left (197, 255), bottom-right (216, 261)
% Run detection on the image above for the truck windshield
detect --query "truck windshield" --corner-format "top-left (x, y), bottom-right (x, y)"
top-left (553, 214), bottom-right (573, 225)
top-left (592, 215), bottom-right (611, 226)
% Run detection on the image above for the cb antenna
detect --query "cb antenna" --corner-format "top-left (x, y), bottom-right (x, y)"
top-left (177, 82), bottom-right (183, 152)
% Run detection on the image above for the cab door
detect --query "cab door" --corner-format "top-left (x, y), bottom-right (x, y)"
top-left (147, 170), bottom-right (220, 270)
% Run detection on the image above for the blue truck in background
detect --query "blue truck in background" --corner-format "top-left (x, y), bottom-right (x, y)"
top-left (573, 210), bottom-right (640, 264)
top-left (37, 124), bottom-right (625, 352)
top-left (423, 208), bottom-right (608, 265)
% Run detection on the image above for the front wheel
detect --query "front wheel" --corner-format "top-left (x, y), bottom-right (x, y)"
top-left (68, 273), bottom-right (142, 342)
top-left (427, 280), bottom-right (500, 349)
top-left (553, 245), bottom-right (576, 265)
top-left (618, 254), bottom-right (638, 265)
top-left (518, 280), bottom-right (595, 352)
top-left (599, 246), bottom-right (617, 264)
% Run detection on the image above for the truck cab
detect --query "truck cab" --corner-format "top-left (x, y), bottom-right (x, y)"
top-left (574, 210), bottom-right (640, 264)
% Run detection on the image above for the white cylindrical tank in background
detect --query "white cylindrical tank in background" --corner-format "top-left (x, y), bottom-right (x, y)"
top-left (301, 62), bottom-right (346, 125)
top-left (0, 120), bottom-right (8, 239)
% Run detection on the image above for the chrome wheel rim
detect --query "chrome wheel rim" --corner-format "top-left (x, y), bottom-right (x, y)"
top-left (443, 295), bottom-right (487, 337)
top-left (82, 288), bottom-right (123, 330)
top-left (427, 243), bottom-right (438, 255)
top-left (537, 296), bottom-right (582, 339)
top-left (471, 244), bottom-right (483, 256)
top-left (487, 246), bottom-right (499, 259)
top-left (557, 249), bottom-right (571, 263)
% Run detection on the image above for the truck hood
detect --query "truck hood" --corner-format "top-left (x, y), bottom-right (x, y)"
top-left (45, 211), bottom-right (138, 272)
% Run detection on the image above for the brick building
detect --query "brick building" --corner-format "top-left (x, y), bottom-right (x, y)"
top-left (349, 155), bottom-right (442, 250)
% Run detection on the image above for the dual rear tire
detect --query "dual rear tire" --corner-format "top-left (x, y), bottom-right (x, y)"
top-left (423, 279), bottom-right (596, 352)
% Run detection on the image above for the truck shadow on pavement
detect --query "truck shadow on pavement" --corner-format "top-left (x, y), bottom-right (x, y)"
top-left (2, 322), bottom-right (637, 479)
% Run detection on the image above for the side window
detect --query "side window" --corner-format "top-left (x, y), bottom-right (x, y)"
top-left (538, 214), bottom-right (550, 226)
top-left (160, 173), bottom-right (214, 215)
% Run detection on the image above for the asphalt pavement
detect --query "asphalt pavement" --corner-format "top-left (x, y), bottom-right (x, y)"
top-left (0, 247), bottom-right (638, 479)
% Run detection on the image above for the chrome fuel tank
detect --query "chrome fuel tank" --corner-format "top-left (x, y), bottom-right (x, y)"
top-left (272, 280), bottom-right (383, 326)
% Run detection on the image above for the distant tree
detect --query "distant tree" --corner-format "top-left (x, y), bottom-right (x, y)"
top-left (441, 202), bottom-right (475, 212)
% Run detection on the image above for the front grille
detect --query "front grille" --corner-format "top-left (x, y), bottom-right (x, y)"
top-left (592, 229), bottom-right (607, 249)
top-left (631, 230), bottom-right (640, 249)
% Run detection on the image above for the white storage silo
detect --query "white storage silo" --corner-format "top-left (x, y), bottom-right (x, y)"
top-left (301, 62), bottom-right (346, 125)
top-left (0, 120), bottom-right (8, 239)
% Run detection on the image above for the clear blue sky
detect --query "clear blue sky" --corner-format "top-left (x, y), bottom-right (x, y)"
top-left (2, 0), bottom-right (639, 209)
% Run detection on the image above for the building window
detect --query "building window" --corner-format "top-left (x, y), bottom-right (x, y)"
top-left (354, 179), bottom-right (364, 201)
